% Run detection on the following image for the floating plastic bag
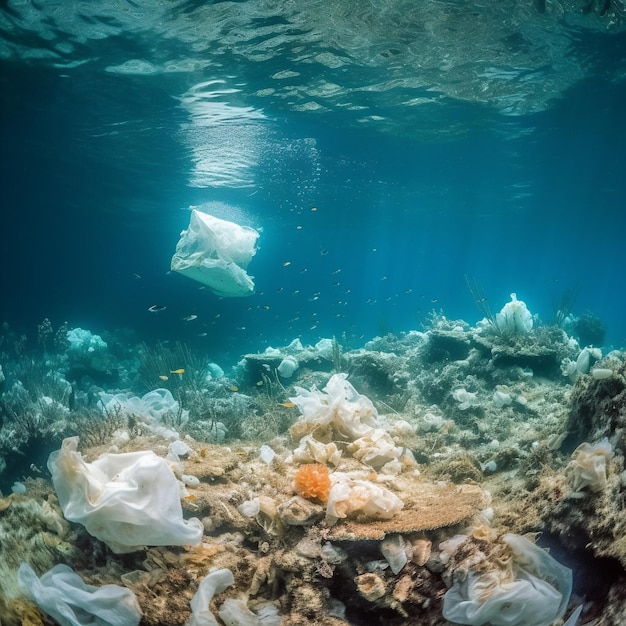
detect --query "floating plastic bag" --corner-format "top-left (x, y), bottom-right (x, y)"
top-left (171, 209), bottom-right (259, 297)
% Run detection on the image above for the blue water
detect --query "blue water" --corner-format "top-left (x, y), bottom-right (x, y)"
top-left (1, 3), bottom-right (626, 362)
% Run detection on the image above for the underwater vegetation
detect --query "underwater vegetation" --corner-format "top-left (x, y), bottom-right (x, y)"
top-left (0, 294), bottom-right (625, 625)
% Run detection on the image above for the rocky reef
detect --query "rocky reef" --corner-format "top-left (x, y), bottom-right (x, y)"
top-left (0, 309), bottom-right (624, 625)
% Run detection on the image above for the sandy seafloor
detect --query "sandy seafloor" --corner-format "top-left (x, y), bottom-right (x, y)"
top-left (1, 306), bottom-right (625, 626)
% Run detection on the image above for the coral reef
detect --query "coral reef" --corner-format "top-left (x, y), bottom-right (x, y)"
top-left (563, 353), bottom-right (626, 448)
top-left (1, 308), bottom-right (625, 624)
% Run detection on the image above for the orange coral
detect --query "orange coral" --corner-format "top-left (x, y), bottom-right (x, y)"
top-left (294, 463), bottom-right (331, 503)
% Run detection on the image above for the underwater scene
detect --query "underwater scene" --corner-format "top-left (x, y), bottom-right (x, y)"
top-left (1, 1), bottom-right (626, 625)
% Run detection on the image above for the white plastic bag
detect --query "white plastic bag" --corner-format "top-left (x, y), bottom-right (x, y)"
top-left (187, 568), bottom-right (234, 626)
top-left (171, 209), bottom-right (259, 297)
top-left (18, 563), bottom-right (142, 626)
top-left (442, 534), bottom-right (572, 626)
top-left (48, 437), bottom-right (204, 553)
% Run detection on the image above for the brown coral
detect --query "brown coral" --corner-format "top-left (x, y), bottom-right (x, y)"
top-left (323, 481), bottom-right (487, 541)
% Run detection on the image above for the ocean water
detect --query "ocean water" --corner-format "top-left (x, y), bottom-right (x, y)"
top-left (1, 1), bottom-right (625, 360)
top-left (2, 4), bottom-right (626, 624)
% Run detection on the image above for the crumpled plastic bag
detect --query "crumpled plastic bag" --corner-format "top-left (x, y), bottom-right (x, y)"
top-left (171, 209), bottom-right (259, 297)
top-left (442, 533), bottom-right (572, 626)
top-left (290, 373), bottom-right (380, 440)
top-left (48, 437), bottom-right (204, 553)
top-left (18, 562), bottom-right (142, 626)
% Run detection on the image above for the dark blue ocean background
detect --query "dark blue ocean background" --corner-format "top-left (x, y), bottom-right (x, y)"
top-left (1, 2), bottom-right (626, 364)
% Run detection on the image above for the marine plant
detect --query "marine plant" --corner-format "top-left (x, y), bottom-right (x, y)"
top-left (465, 275), bottom-right (498, 330)
top-left (180, 384), bottom-right (252, 442)
top-left (138, 341), bottom-right (210, 393)
top-left (0, 373), bottom-right (75, 487)
top-left (0, 321), bottom-right (28, 360)
top-left (552, 285), bottom-right (579, 328)
top-left (35, 318), bottom-right (69, 355)
top-left (571, 311), bottom-right (607, 347)
top-left (71, 403), bottom-right (127, 448)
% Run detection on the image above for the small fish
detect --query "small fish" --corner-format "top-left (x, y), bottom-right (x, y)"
top-left (283, 261), bottom-right (292, 267)
top-left (279, 401), bottom-right (296, 408)
top-left (331, 269), bottom-right (341, 275)
top-left (320, 249), bottom-right (328, 255)
top-left (310, 207), bottom-right (318, 212)
top-left (159, 375), bottom-right (169, 381)
top-left (170, 368), bottom-right (185, 375)
top-left (262, 305), bottom-right (270, 310)
top-left (198, 332), bottom-right (208, 337)
top-left (228, 385), bottom-right (239, 392)
top-left (256, 380), bottom-right (264, 386)
top-left (296, 225), bottom-right (303, 230)
top-left (148, 304), bottom-right (166, 313)
top-left (132, 273), bottom-right (142, 279)
top-left (183, 314), bottom-right (198, 322)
